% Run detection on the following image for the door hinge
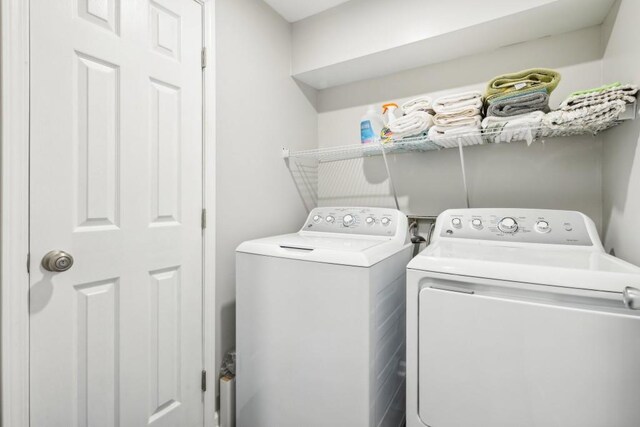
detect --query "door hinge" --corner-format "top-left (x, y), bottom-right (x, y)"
top-left (201, 47), bottom-right (207, 69)
top-left (201, 209), bottom-right (207, 229)
top-left (201, 370), bottom-right (207, 392)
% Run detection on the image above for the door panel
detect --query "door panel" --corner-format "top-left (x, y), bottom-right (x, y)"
top-left (29, 1), bottom-right (203, 426)
top-left (76, 53), bottom-right (120, 230)
top-left (75, 279), bottom-right (119, 427)
top-left (418, 281), bottom-right (640, 427)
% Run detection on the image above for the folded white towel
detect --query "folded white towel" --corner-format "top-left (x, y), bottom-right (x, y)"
top-left (428, 124), bottom-right (483, 148)
top-left (402, 97), bottom-right (433, 114)
top-left (482, 111), bottom-right (544, 145)
top-left (433, 108), bottom-right (482, 127)
top-left (433, 106), bottom-right (482, 126)
top-left (433, 91), bottom-right (483, 114)
top-left (386, 111), bottom-right (434, 139)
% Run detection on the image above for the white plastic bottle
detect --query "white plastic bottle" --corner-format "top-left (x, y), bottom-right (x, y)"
top-left (383, 103), bottom-right (400, 125)
top-left (360, 105), bottom-right (385, 144)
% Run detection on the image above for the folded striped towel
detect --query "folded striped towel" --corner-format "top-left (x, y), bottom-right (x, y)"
top-left (486, 68), bottom-right (561, 102)
top-left (541, 82), bottom-right (637, 135)
top-left (433, 91), bottom-right (483, 114)
top-left (402, 97), bottom-right (434, 114)
top-left (486, 91), bottom-right (550, 117)
top-left (482, 111), bottom-right (545, 145)
top-left (568, 82), bottom-right (626, 98)
top-left (433, 111), bottom-right (481, 127)
top-left (543, 100), bottom-right (628, 131)
top-left (560, 83), bottom-right (637, 109)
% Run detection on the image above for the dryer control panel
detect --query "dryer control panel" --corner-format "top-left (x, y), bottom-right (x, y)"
top-left (301, 207), bottom-right (405, 238)
top-left (436, 209), bottom-right (598, 246)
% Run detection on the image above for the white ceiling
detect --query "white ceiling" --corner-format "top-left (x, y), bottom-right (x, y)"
top-left (263, 0), bottom-right (352, 22)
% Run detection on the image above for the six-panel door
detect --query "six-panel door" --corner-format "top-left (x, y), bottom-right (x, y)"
top-left (29, 0), bottom-right (204, 425)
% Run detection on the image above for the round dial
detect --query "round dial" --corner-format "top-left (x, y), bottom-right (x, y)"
top-left (325, 215), bottom-right (335, 223)
top-left (381, 217), bottom-right (391, 226)
top-left (365, 217), bottom-right (375, 225)
top-left (536, 220), bottom-right (551, 233)
top-left (451, 218), bottom-right (463, 229)
top-left (471, 218), bottom-right (483, 229)
top-left (498, 217), bottom-right (518, 233)
top-left (343, 214), bottom-right (355, 226)
top-left (313, 215), bottom-right (322, 223)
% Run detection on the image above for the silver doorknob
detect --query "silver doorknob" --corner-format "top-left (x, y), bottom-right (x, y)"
top-left (623, 287), bottom-right (640, 310)
top-left (41, 250), bottom-right (74, 272)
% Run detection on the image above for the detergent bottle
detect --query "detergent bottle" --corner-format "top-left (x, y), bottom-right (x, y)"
top-left (360, 105), bottom-right (385, 144)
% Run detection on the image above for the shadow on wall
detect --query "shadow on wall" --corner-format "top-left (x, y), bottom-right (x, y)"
top-left (317, 156), bottom-right (398, 209)
top-left (309, 135), bottom-right (604, 222)
top-left (220, 300), bottom-right (236, 370)
top-left (287, 156), bottom-right (397, 210)
top-left (286, 158), bottom-right (319, 211)
top-left (600, 0), bottom-right (622, 55)
top-left (602, 117), bottom-right (640, 241)
top-left (600, 0), bottom-right (640, 259)
top-left (294, 78), bottom-right (319, 112)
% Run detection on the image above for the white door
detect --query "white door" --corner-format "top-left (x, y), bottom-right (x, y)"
top-left (29, 1), bottom-right (204, 426)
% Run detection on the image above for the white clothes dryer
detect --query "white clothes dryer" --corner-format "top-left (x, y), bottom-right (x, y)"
top-left (236, 207), bottom-right (412, 427)
top-left (406, 208), bottom-right (640, 427)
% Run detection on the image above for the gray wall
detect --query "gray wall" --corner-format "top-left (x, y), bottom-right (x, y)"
top-left (215, 0), bottom-right (318, 386)
top-left (602, 0), bottom-right (640, 264)
top-left (213, 0), bottom-right (640, 404)
top-left (316, 27), bottom-right (606, 230)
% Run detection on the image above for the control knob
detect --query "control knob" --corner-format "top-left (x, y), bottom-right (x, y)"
top-left (535, 220), bottom-right (551, 233)
top-left (471, 218), bottom-right (483, 230)
top-left (381, 217), bottom-right (391, 226)
top-left (313, 215), bottom-right (322, 223)
top-left (365, 217), bottom-right (375, 225)
top-left (498, 217), bottom-right (518, 234)
top-left (326, 215), bottom-right (335, 223)
top-left (343, 214), bottom-right (355, 227)
top-left (451, 218), bottom-right (463, 229)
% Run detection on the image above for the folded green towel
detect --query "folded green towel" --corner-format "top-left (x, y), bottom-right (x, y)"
top-left (569, 82), bottom-right (621, 97)
top-left (486, 68), bottom-right (561, 102)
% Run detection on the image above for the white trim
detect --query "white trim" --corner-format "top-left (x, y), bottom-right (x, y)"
top-left (202, 1), bottom-right (217, 425)
top-left (1, 0), bottom-right (31, 426)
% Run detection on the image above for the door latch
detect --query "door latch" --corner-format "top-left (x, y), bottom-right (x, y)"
top-left (623, 287), bottom-right (640, 310)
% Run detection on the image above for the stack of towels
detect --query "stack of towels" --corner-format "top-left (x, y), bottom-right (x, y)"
top-left (382, 96), bottom-right (434, 141)
top-left (543, 83), bottom-right (638, 135)
top-left (482, 111), bottom-right (546, 145)
top-left (428, 91), bottom-right (484, 147)
top-left (483, 68), bottom-right (561, 144)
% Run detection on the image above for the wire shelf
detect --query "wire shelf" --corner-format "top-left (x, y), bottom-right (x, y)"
top-left (284, 101), bottom-right (637, 164)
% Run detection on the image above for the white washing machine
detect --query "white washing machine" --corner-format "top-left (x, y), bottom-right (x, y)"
top-left (236, 207), bottom-right (412, 427)
top-left (406, 208), bottom-right (640, 427)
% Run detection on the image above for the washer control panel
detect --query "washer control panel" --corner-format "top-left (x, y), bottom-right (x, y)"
top-left (303, 207), bottom-right (402, 237)
top-left (437, 209), bottom-right (595, 246)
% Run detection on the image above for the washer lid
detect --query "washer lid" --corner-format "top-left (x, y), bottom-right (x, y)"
top-left (236, 233), bottom-right (407, 267)
top-left (407, 240), bottom-right (640, 294)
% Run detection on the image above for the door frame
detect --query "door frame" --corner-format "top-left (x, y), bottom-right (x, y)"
top-left (0, 1), bottom-right (217, 426)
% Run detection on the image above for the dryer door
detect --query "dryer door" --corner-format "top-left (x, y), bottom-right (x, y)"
top-left (418, 278), bottom-right (640, 427)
